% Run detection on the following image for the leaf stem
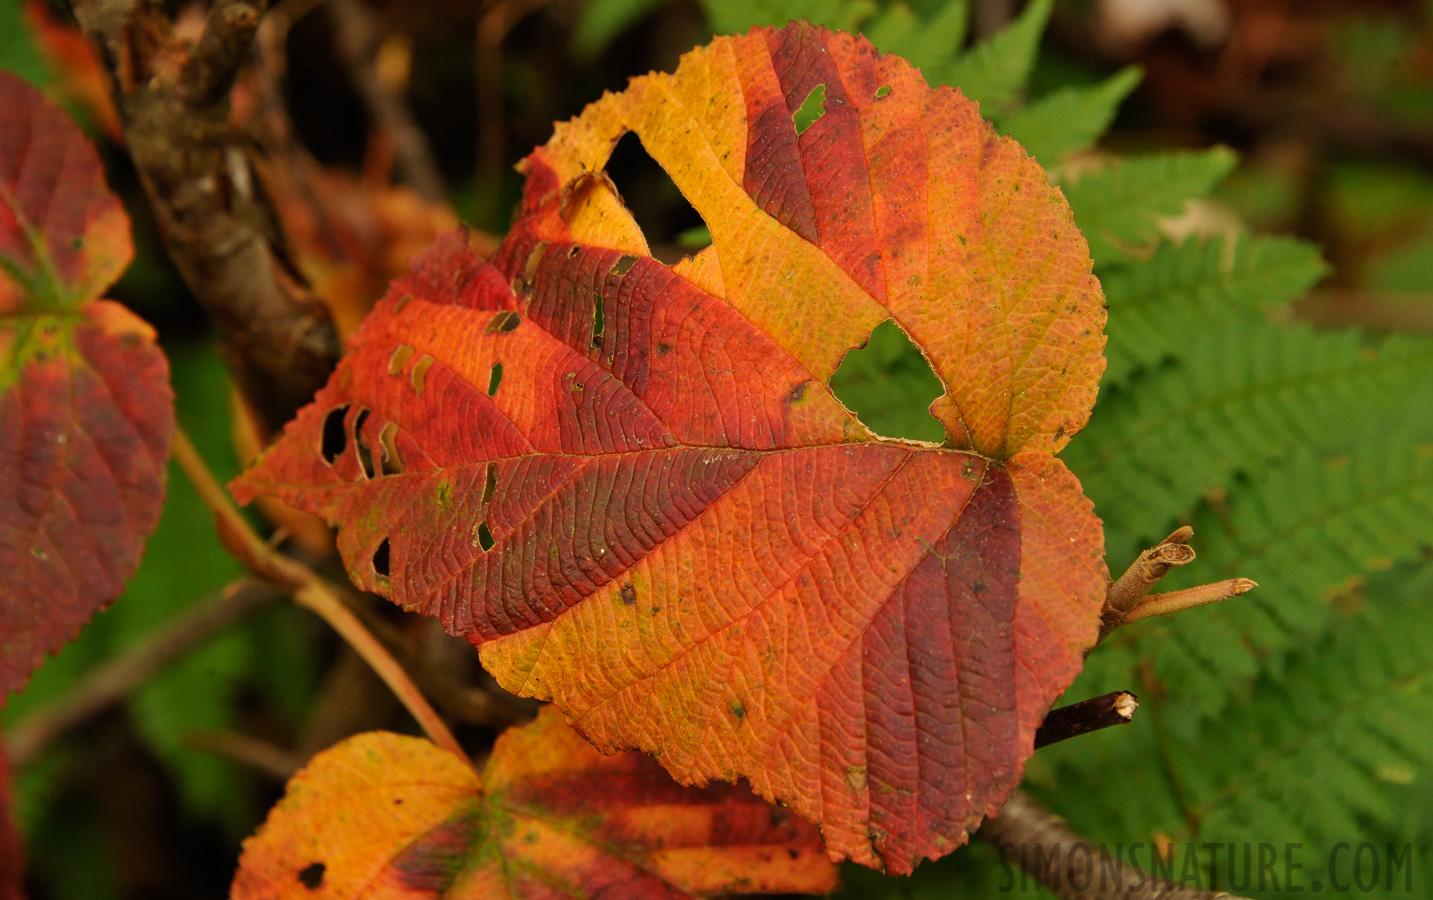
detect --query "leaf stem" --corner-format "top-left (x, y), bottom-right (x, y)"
top-left (1122, 579), bottom-right (1259, 624)
top-left (170, 427), bottom-right (471, 767)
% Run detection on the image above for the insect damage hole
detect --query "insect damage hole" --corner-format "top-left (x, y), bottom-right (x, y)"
top-left (793, 83), bottom-right (827, 135)
top-left (353, 409), bottom-right (377, 479)
top-left (298, 862), bottom-right (326, 890)
top-left (487, 363), bottom-right (503, 396)
top-left (482, 463), bottom-right (497, 504)
top-left (378, 421), bottom-right (403, 476)
top-left (475, 521), bottom-right (495, 552)
top-left (372, 538), bottom-right (391, 578)
top-left (829, 320), bottom-right (946, 443)
top-left (605, 131), bottom-right (710, 264)
top-left (320, 405), bottom-right (350, 464)
top-left (591, 291), bottom-right (605, 348)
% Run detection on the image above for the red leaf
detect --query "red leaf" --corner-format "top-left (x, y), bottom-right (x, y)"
top-left (231, 706), bottom-right (838, 898)
top-left (0, 72), bottom-right (173, 701)
top-left (236, 25), bottom-right (1107, 872)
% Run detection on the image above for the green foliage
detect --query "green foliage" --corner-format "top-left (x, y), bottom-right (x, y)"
top-left (1038, 565), bottom-right (1433, 898)
top-left (930, 0), bottom-right (1049, 112)
top-left (1062, 148), bottom-right (1240, 266)
top-left (1067, 326), bottom-right (1433, 560)
top-left (571, 0), bottom-right (667, 61)
top-left (830, 320), bottom-right (946, 443)
top-left (997, 65), bottom-right (1141, 163)
top-left (1099, 235), bottom-right (1327, 386)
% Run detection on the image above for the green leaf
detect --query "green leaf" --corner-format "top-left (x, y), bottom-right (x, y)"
top-left (1044, 563), bottom-right (1433, 898)
top-left (932, 0), bottom-right (1050, 113)
top-left (1062, 147), bottom-right (1238, 266)
top-left (1066, 326), bottom-right (1433, 561)
top-left (1100, 234), bottom-right (1328, 386)
top-left (570, 0), bottom-right (667, 60)
top-left (864, 0), bottom-right (969, 75)
top-left (699, 0), bottom-right (876, 34)
top-left (997, 66), bottom-right (1142, 163)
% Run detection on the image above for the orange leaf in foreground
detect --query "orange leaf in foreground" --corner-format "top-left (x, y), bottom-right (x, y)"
top-left (0, 72), bottom-right (173, 700)
top-left (231, 706), bottom-right (837, 899)
top-left (235, 24), bottom-right (1107, 871)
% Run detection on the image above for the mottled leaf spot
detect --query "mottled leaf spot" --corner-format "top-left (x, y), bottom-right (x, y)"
top-left (388, 344), bottom-right (414, 376)
top-left (372, 538), bottom-right (390, 578)
top-left (487, 363), bottom-right (503, 397)
top-left (410, 355), bottom-right (434, 393)
top-left (486, 310), bottom-right (522, 334)
top-left (620, 584), bottom-right (637, 605)
top-left (320, 405), bottom-right (349, 464)
top-left (793, 83), bottom-right (826, 135)
top-left (297, 862), bottom-right (325, 890)
top-left (730, 699), bottom-right (746, 720)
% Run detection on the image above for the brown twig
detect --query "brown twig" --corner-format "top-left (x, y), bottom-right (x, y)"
top-left (169, 428), bottom-right (471, 767)
top-left (1123, 580), bottom-right (1258, 625)
top-left (1102, 527), bottom-right (1196, 633)
top-left (325, 0), bottom-right (447, 201)
top-left (185, 730), bottom-right (303, 780)
top-left (475, 0), bottom-right (551, 186)
top-left (5, 580), bottom-right (279, 767)
top-left (1035, 692), bottom-right (1139, 750)
top-left (981, 790), bottom-right (1249, 900)
top-left (71, 0), bottom-right (341, 433)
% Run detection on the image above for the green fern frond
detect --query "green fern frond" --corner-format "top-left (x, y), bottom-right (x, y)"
top-left (1101, 234), bottom-right (1328, 386)
top-left (1063, 147), bottom-right (1239, 267)
top-left (1066, 326), bottom-right (1433, 560)
top-left (1042, 563), bottom-right (1433, 897)
top-left (998, 66), bottom-right (1142, 164)
top-left (931, 0), bottom-right (1050, 113)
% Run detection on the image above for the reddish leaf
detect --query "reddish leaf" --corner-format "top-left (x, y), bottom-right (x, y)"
top-left (231, 706), bottom-right (838, 898)
top-left (235, 24), bottom-right (1107, 871)
top-left (0, 72), bottom-right (173, 700)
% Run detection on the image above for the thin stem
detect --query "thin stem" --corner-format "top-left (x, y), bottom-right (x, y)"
top-left (5, 580), bottom-right (279, 766)
top-left (1034, 691), bottom-right (1139, 750)
top-left (170, 428), bottom-right (471, 767)
top-left (1123, 579), bottom-right (1259, 624)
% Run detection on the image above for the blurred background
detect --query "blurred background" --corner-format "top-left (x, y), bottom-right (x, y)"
top-left (2, 0), bottom-right (1432, 897)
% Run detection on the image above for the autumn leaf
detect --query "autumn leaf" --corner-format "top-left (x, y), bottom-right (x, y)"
top-left (0, 71), bottom-right (173, 700)
top-left (231, 705), bottom-right (838, 898)
top-left (235, 23), bottom-right (1107, 872)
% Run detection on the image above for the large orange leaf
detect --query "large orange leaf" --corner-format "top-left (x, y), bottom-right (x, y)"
top-left (0, 72), bottom-right (173, 700)
top-left (231, 705), bottom-right (837, 898)
top-left (234, 24), bottom-right (1107, 871)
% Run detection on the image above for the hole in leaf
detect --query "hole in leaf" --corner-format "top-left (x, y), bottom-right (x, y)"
top-left (487, 363), bottom-right (503, 396)
top-left (567, 245), bottom-right (581, 258)
top-left (410, 355), bottom-right (433, 393)
top-left (476, 521), bottom-right (495, 552)
top-left (793, 83), bottom-right (827, 135)
top-left (875, 84), bottom-right (891, 99)
top-left (486, 311), bottom-right (521, 334)
top-left (353, 409), bottom-right (377, 478)
top-left (372, 538), bottom-right (390, 577)
top-left (379, 422), bottom-right (403, 476)
top-left (829, 320), bottom-right (945, 443)
top-left (320, 405), bottom-right (349, 464)
top-left (388, 345), bottom-right (414, 376)
top-left (591, 291), bottom-right (605, 347)
top-left (298, 862), bottom-right (326, 890)
top-left (605, 131), bottom-right (708, 264)
top-left (482, 463), bottom-right (497, 504)
top-left (610, 255), bottom-right (638, 276)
